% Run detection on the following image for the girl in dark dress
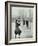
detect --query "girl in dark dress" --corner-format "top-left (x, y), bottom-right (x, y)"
top-left (15, 19), bottom-right (21, 38)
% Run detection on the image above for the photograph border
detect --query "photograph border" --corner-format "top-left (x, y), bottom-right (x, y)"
top-left (5, 1), bottom-right (37, 45)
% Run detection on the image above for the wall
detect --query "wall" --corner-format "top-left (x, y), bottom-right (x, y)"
top-left (0, 0), bottom-right (38, 46)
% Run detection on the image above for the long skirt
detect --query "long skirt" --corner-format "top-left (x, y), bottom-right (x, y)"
top-left (15, 27), bottom-right (21, 35)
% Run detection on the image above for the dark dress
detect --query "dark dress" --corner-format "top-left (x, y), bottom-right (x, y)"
top-left (15, 27), bottom-right (21, 35)
top-left (26, 20), bottom-right (28, 27)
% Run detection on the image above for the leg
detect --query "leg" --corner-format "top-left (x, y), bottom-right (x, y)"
top-left (15, 34), bottom-right (17, 38)
top-left (18, 33), bottom-right (21, 38)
